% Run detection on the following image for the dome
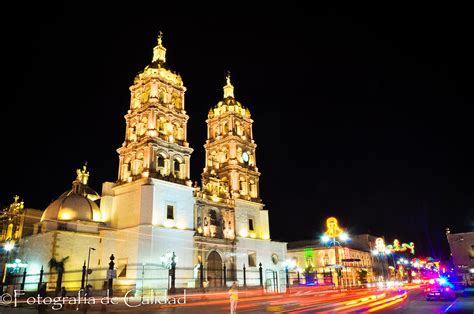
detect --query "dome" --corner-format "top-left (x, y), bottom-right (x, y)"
top-left (40, 164), bottom-right (102, 223)
top-left (217, 97), bottom-right (243, 108)
top-left (41, 192), bottom-right (101, 222)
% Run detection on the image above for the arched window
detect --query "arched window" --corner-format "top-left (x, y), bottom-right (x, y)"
top-left (236, 147), bottom-right (243, 163)
top-left (209, 210), bottom-right (217, 226)
top-left (250, 180), bottom-right (257, 198)
top-left (220, 148), bottom-right (228, 163)
top-left (134, 153), bottom-right (144, 175)
top-left (157, 154), bottom-right (165, 168)
top-left (129, 123), bottom-right (137, 141)
top-left (223, 121), bottom-right (229, 134)
top-left (173, 92), bottom-right (182, 109)
top-left (122, 158), bottom-right (131, 180)
top-left (157, 117), bottom-right (166, 133)
top-left (173, 157), bottom-right (184, 179)
top-left (138, 117), bottom-right (148, 136)
top-left (158, 87), bottom-right (166, 103)
top-left (174, 159), bottom-right (181, 172)
top-left (177, 125), bottom-right (184, 140)
top-left (235, 121), bottom-right (243, 136)
top-left (239, 177), bottom-right (248, 195)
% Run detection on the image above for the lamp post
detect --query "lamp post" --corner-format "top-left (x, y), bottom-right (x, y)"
top-left (2, 241), bottom-right (15, 287)
top-left (85, 247), bottom-right (95, 288)
top-left (321, 217), bottom-right (349, 288)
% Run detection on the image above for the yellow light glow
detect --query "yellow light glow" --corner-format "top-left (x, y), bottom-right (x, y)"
top-left (250, 232), bottom-right (256, 239)
top-left (211, 195), bottom-right (220, 202)
top-left (164, 219), bottom-right (175, 228)
top-left (176, 222), bottom-right (186, 230)
top-left (100, 211), bottom-right (107, 222)
top-left (325, 217), bottom-right (344, 237)
top-left (261, 233), bottom-right (269, 240)
top-left (60, 213), bottom-right (71, 220)
top-left (240, 229), bottom-right (248, 237)
top-left (92, 211), bottom-right (102, 222)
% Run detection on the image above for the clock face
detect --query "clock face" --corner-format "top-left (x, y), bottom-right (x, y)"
top-left (242, 151), bottom-right (249, 162)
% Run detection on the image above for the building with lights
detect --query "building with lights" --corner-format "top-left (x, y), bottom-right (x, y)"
top-left (350, 234), bottom-right (390, 280)
top-left (12, 34), bottom-right (287, 292)
top-left (1, 196), bottom-right (42, 243)
top-left (0, 196), bottom-right (42, 282)
top-left (288, 239), bottom-right (375, 286)
top-left (446, 229), bottom-right (474, 285)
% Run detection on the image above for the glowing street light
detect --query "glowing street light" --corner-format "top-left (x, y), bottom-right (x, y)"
top-left (321, 217), bottom-right (350, 288)
top-left (339, 233), bottom-right (349, 242)
top-left (4, 242), bottom-right (14, 252)
top-left (321, 235), bottom-right (330, 243)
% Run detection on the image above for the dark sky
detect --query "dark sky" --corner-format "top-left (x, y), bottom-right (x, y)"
top-left (2, 4), bottom-right (473, 259)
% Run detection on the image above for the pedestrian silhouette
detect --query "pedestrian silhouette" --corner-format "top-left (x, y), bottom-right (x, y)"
top-left (61, 286), bottom-right (67, 297)
top-left (228, 281), bottom-right (238, 314)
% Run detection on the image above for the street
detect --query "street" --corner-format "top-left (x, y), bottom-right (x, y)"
top-left (3, 284), bottom-right (474, 313)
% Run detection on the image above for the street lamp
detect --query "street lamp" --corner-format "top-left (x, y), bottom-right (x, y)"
top-left (85, 247), bottom-right (96, 288)
top-left (321, 217), bottom-right (349, 288)
top-left (4, 242), bottom-right (14, 252)
top-left (2, 241), bottom-right (15, 287)
top-left (339, 233), bottom-right (349, 242)
top-left (321, 235), bottom-right (330, 243)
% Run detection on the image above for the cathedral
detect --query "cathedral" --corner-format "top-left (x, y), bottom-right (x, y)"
top-left (15, 34), bottom-right (287, 293)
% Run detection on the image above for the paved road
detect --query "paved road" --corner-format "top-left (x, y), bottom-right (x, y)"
top-left (381, 288), bottom-right (474, 313)
top-left (1, 286), bottom-right (473, 313)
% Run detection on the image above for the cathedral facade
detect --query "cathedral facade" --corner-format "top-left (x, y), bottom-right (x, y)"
top-left (16, 34), bottom-right (287, 293)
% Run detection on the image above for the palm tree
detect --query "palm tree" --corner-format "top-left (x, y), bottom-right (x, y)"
top-left (49, 256), bottom-right (69, 294)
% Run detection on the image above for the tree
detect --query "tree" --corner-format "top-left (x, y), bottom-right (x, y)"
top-left (303, 264), bottom-right (316, 284)
top-left (357, 269), bottom-right (368, 285)
top-left (49, 256), bottom-right (69, 295)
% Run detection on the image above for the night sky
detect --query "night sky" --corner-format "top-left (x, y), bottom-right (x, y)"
top-left (2, 4), bottom-right (473, 259)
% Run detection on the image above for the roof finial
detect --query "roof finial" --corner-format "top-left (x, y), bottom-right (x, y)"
top-left (157, 31), bottom-right (163, 45)
top-left (223, 70), bottom-right (234, 98)
top-left (226, 70), bottom-right (231, 85)
top-left (152, 31), bottom-right (167, 64)
top-left (75, 162), bottom-right (90, 186)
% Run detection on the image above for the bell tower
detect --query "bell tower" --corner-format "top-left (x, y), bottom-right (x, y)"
top-left (117, 33), bottom-right (193, 185)
top-left (202, 74), bottom-right (260, 202)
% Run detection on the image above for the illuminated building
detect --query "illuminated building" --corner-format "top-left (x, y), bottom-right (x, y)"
top-left (288, 239), bottom-right (374, 286)
top-left (13, 33), bottom-right (287, 292)
top-left (351, 234), bottom-right (390, 280)
top-left (0, 196), bottom-right (42, 282)
top-left (446, 228), bottom-right (474, 285)
top-left (1, 196), bottom-right (42, 242)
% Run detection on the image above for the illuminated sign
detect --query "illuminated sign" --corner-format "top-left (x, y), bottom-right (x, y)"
top-left (374, 238), bottom-right (386, 254)
top-left (325, 217), bottom-right (343, 238)
top-left (6, 258), bottom-right (28, 269)
top-left (386, 239), bottom-right (415, 255)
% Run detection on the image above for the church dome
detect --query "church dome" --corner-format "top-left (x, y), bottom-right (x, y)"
top-left (40, 165), bottom-right (102, 223)
top-left (217, 97), bottom-right (243, 108)
top-left (41, 192), bottom-right (101, 222)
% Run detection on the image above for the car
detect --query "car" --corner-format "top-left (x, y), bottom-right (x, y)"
top-left (425, 284), bottom-right (456, 301)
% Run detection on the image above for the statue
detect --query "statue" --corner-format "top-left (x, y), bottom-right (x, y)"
top-left (157, 31), bottom-right (163, 46)
top-left (193, 263), bottom-right (200, 279)
top-left (76, 163), bottom-right (90, 185)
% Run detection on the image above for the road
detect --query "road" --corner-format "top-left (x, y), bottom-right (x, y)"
top-left (386, 288), bottom-right (474, 313)
top-left (1, 285), bottom-right (473, 313)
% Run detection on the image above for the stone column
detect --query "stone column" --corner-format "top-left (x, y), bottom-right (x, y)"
top-left (118, 156), bottom-right (124, 181)
top-left (184, 156), bottom-right (191, 179)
